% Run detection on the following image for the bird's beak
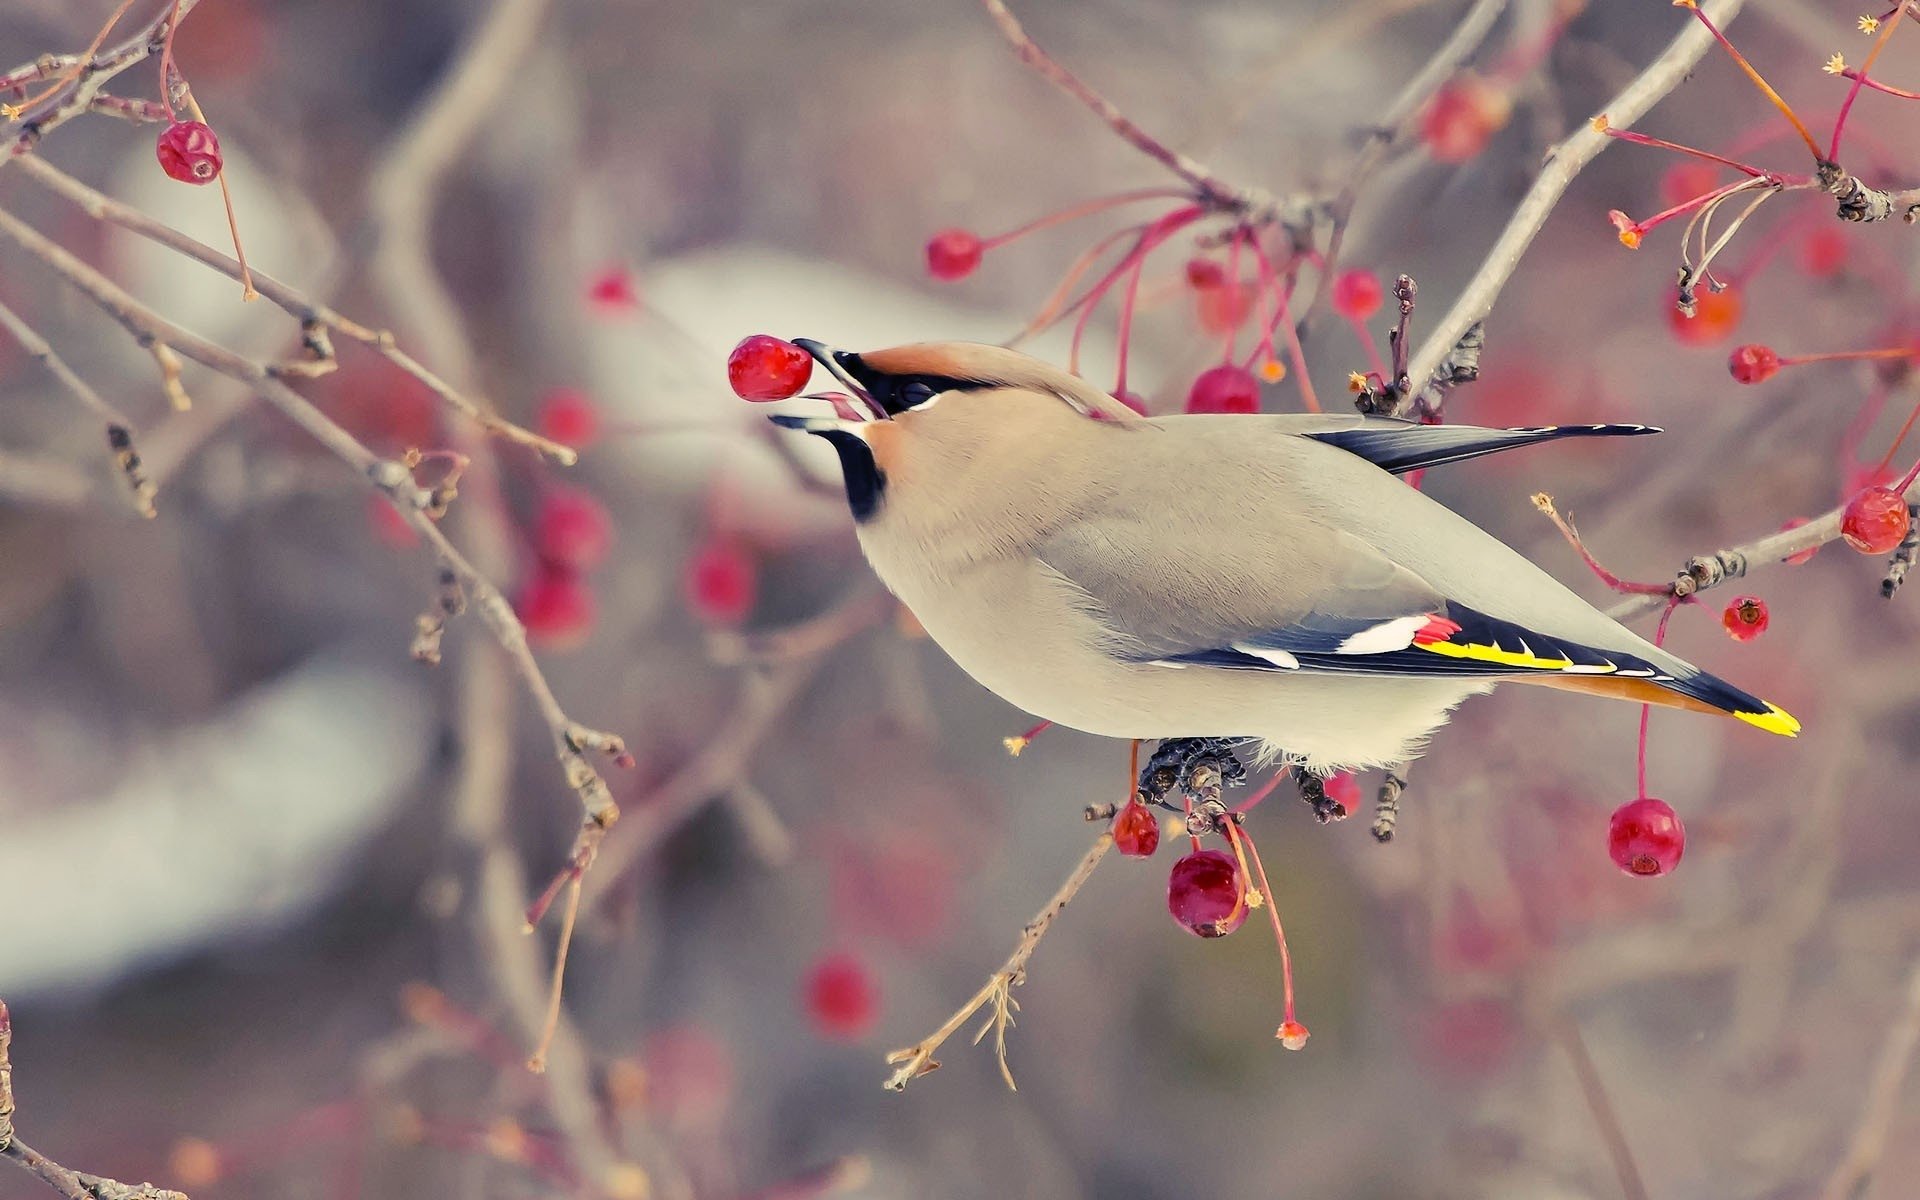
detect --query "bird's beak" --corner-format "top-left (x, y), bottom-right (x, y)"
top-left (791, 339), bottom-right (903, 419)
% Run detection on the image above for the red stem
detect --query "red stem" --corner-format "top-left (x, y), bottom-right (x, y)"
top-left (980, 187), bottom-right (1190, 249)
top-left (1831, 6), bottom-right (1907, 161)
top-left (1599, 126), bottom-right (1765, 177)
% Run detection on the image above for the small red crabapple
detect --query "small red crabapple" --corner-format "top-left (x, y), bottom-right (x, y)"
top-left (684, 537), bottom-right (757, 625)
top-left (1669, 287), bottom-right (1742, 345)
top-left (535, 388), bottom-right (600, 448)
top-left (803, 952), bottom-right (879, 1040)
top-left (155, 121), bottom-right (222, 184)
top-left (1420, 74), bottom-right (1511, 163)
top-left (1721, 595), bottom-right (1769, 641)
top-left (1324, 772), bottom-right (1363, 817)
top-left (1728, 344), bottom-right (1779, 384)
top-left (586, 267), bottom-right (640, 312)
top-left (1840, 486), bottom-right (1912, 554)
top-left (1331, 270), bottom-right (1385, 321)
top-left (1779, 517), bottom-right (1820, 565)
top-left (1186, 364), bottom-right (1261, 415)
top-left (1607, 797), bottom-right (1684, 877)
top-left (1797, 227), bottom-right (1849, 277)
top-left (1167, 848), bottom-right (1248, 937)
top-left (925, 228), bottom-right (984, 281)
top-left (726, 335), bottom-right (813, 401)
top-left (1112, 800), bottom-right (1160, 857)
top-left (516, 565), bottom-right (595, 650)
top-left (1184, 258), bottom-right (1226, 290)
top-left (533, 488), bottom-right (613, 571)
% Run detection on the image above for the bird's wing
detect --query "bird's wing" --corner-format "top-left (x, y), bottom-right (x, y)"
top-left (1146, 413), bottom-right (1659, 476)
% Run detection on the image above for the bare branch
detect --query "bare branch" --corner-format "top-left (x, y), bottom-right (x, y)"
top-left (1818, 960), bottom-right (1920, 1200)
top-left (1553, 1015), bottom-right (1651, 1200)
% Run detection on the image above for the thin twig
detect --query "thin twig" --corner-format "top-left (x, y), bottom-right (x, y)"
top-left (1553, 1015), bottom-right (1651, 1200)
top-left (1818, 960), bottom-right (1920, 1200)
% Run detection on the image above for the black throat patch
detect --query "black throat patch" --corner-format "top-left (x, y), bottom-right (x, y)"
top-left (816, 430), bottom-right (885, 522)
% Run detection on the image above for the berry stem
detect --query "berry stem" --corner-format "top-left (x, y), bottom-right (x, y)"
top-left (1113, 230), bottom-right (1149, 396)
top-left (156, 0), bottom-right (185, 120)
top-left (979, 187), bottom-right (1190, 250)
top-left (1779, 346), bottom-right (1918, 367)
top-left (1010, 221), bottom-right (1150, 345)
top-left (2, 0), bottom-right (138, 117)
top-left (1228, 768), bottom-right (1289, 815)
top-left (1676, 1), bottom-right (1823, 161)
top-left (1636, 599), bottom-right (1683, 800)
top-left (1830, 3), bottom-right (1907, 161)
top-left (181, 91), bottom-right (256, 300)
top-left (1223, 820), bottom-right (1304, 1040)
top-left (525, 871), bottom-right (583, 1074)
top-left (1595, 122), bottom-right (1767, 177)
top-left (1837, 69), bottom-right (1920, 102)
top-left (1068, 205), bottom-right (1203, 376)
top-left (1874, 395), bottom-right (1920, 480)
top-left (1242, 234), bottom-right (1319, 412)
top-left (1223, 230), bottom-right (1245, 361)
top-left (1002, 718), bottom-right (1054, 756)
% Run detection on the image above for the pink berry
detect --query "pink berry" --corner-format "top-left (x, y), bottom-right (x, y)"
top-left (1184, 258), bottom-right (1226, 290)
top-left (1779, 517), bottom-right (1820, 565)
top-left (1607, 797), bottom-right (1685, 877)
top-left (1331, 270), bottom-right (1385, 321)
top-left (1112, 801), bottom-right (1160, 858)
top-left (155, 121), bottom-right (222, 184)
top-left (726, 335), bottom-right (813, 402)
top-left (1721, 595), bottom-right (1769, 642)
top-left (586, 267), bottom-right (640, 311)
top-left (1325, 772), bottom-right (1363, 817)
top-left (1669, 287), bottom-right (1742, 345)
top-left (1420, 75), bottom-right (1510, 163)
top-left (1167, 848), bottom-right (1247, 937)
top-left (516, 565), bottom-right (595, 650)
top-left (1841, 486), bottom-right (1911, 555)
top-left (684, 538), bottom-right (757, 625)
top-left (533, 488), bottom-right (613, 571)
top-left (803, 952), bottom-right (878, 1040)
top-left (1194, 281), bottom-right (1252, 335)
top-left (1185, 364), bottom-right (1261, 415)
top-left (535, 388), bottom-right (600, 448)
top-left (1798, 227), bottom-right (1849, 278)
top-left (1728, 344), bottom-right (1780, 384)
top-left (925, 229), bottom-right (984, 281)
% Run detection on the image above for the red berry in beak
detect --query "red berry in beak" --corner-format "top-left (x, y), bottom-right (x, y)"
top-left (1607, 797), bottom-right (1685, 877)
top-left (1841, 485), bottom-right (1911, 555)
top-left (155, 120), bottom-right (222, 184)
top-left (1111, 800), bottom-right (1160, 857)
top-left (1167, 848), bottom-right (1248, 937)
top-left (726, 335), bottom-right (813, 402)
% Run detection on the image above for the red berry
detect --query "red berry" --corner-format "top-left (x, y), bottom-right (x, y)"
top-left (516, 565), bottom-right (595, 650)
top-left (1325, 771), bottom-right (1363, 817)
top-left (1185, 364), bottom-right (1261, 415)
top-left (726, 335), bottom-right (813, 402)
top-left (1779, 517), bottom-right (1820, 565)
top-left (1797, 227), bottom-right (1849, 278)
top-left (1194, 281), bottom-right (1252, 335)
top-left (1111, 390), bottom-right (1149, 416)
top-left (535, 388), bottom-right (600, 448)
top-left (586, 267), bottom-right (640, 312)
top-left (1728, 344), bottom-right (1780, 384)
top-left (802, 952), bottom-right (878, 1040)
top-left (1607, 797), bottom-right (1685, 877)
top-left (1669, 287), bottom-right (1743, 345)
top-left (1721, 595), bottom-right (1769, 641)
top-left (1840, 485), bottom-right (1912, 554)
top-left (925, 228), bottom-right (984, 281)
top-left (155, 121), bottom-right (222, 184)
top-left (1331, 270), bottom-right (1385, 321)
top-left (534, 488), bottom-right (613, 571)
top-left (1420, 75), bottom-right (1511, 163)
top-left (684, 537), bottom-right (757, 625)
top-left (1184, 258), bottom-right (1226, 290)
top-left (1112, 801), bottom-right (1160, 857)
top-left (1167, 848), bottom-right (1248, 937)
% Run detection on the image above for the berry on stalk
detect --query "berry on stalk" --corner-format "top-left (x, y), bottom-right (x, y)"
top-left (925, 229), bottom-right (984, 281)
top-left (802, 952), bottom-right (878, 1041)
top-left (1728, 344), bottom-right (1779, 384)
top-left (1112, 800), bottom-right (1160, 857)
top-left (155, 120), bottom-right (223, 184)
top-left (1419, 75), bottom-right (1511, 162)
top-left (1840, 485), bottom-right (1911, 554)
top-left (684, 537), bottom-right (757, 625)
top-left (535, 388), bottom-right (600, 448)
top-left (1721, 595), bottom-right (1769, 641)
top-left (1331, 270), bottom-right (1384, 321)
top-left (1186, 364), bottom-right (1260, 415)
top-left (1167, 848), bottom-right (1247, 937)
top-left (726, 335), bottom-right (813, 401)
top-left (1607, 797), bottom-right (1685, 877)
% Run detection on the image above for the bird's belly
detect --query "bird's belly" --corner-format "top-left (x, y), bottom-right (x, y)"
top-left (867, 547), bottom-right (1489, 770)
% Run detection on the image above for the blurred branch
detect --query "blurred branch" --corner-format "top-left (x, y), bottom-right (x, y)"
top-left (1407, 0), bottom-right (1748, 394)
top-left (2, 0), bottom-right (200, 158)
top-left (1552, 1015), bottom-right (1650, 1200)
top-left (1818, 959), bottom-right (1920, 1200)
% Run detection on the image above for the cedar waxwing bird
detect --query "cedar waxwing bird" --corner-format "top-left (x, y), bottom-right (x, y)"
top-left (768, 340), bottom-right (1800, 773)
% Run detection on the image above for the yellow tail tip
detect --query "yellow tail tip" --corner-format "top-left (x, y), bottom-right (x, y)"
top-left (1736, 702), bottom-right (1801, 737)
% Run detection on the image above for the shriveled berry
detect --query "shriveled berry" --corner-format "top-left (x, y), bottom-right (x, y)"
top-left (155, 121), bottom-right (222, 184)
top-left (535, 388), bottom-right (600, 448)
top-left (726, 335), bottom-right (813, 401)
top-left (1167, 848), bottom-right (1247, 937)
top-left (1779, 517), bottom-right (1820, 565)
top-left (516, 565), bottom-right (595, 650)
top-left (1840, 485), bottom-right (1911, 554)
top-left (1420, 75), bottom-right (1511, 162)
top-left (1607, 797), bottom-right (1685, 877)
top-left (1277, 1019), bottom-right (1310, 1051)
top-left (1112, 800), bottom-right (1160, 857)
top-left (534, 487), bottom-right (613, 571)
top-left (1728, 344), bottom-right (1779, 384)
top-left (925, 229), bottom-right (984, 281)
top-left (802, 952), bottom-right (878, 1040)
top-left (1669, 287), bottom-right (1742, 345)
top-left (1331, 270), bottom-right (1384, 321)
top-left (684, 537), bottom-right (757, 625)
top-left (1186, 364), bottom-right (1260, 415)
top-left (1721, 595), bottom-right (1769, 641)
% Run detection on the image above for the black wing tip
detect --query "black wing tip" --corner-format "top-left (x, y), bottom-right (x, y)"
top-left (1511, 423), bottom-right (1662, 436)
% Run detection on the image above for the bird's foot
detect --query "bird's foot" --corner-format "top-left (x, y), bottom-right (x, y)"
top-left (1137, 738), bottom-right (1249, 814)
top-left (1296, 771), bottom-right (1348, 824)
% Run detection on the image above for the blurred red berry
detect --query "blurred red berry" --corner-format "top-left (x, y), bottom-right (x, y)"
top-left (640, 1025), bottom-right (735, 1121)
top-left (516, 565), bottom-right (595, 650)
top-left (586, 267), bottom-right (640, 312)
top-left (1186, 364), bottom-right (1261, 415)
top-left (1184, 258), bottom-right (1226, 290)
top-left (1660, 161), bottom-right (1721, 210)
top-left (1112, 800), bottom-right (1160, 857)
top-left (1325, 772), bottom-right (1363, 817)
top-left (1728, 344), bottom-right (1779, 384)
top-left (1420, 75), bottom-right (1510, 162)
top-left (1721, 595), bottom-right (1769, 641)
top-left (1194, 280), bottom-right (1253, 335)
top-left (1669, 287), bottom-right (1742, 345)
top-left (155, 121), bottom-right (222, 184)
top-left (684, 537), bottom-right (757, 625)
top-left (367, 494), bottom-right (419, 549)
top-left (1840, 485), bottom-right (1912, 554)
top-left (726, 335), bottom-right (813, 402)
top-left (830, 832), bottom-right (955, 949)
top-left (535, 388), bottom-right (600, 448)
top-left (1331, 270), bottom-right (1385, 321)
top-left (1779, 517), bottom-right (1819, 565)
top-left (1111, 390), bottom-right (1149, 416)
top-left (1607, 797), bottom-right (1684, 877)
top-left (1797, 227), bottom-right (1849, 278)
top-left (534, 488), bottom-right (613, 571)
top-left (925, 228), bottom-right (983, 281)
top-left (803, 952), bottom-right (878, 1041)
top-left (1167, 848), bottom-right (1247, 937)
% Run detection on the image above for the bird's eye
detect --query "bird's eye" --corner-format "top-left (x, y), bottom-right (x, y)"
top-left (898, 380), bottom-right (938, 410)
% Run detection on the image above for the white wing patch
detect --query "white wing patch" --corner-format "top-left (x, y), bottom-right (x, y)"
top-left (1334, 614), bottom-right (1431, 656)
top-left (1229, 643), bottom-right (1302, 669)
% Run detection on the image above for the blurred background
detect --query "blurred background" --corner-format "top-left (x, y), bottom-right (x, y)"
top-left (2, 0), bottom-right (1918, 1197)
